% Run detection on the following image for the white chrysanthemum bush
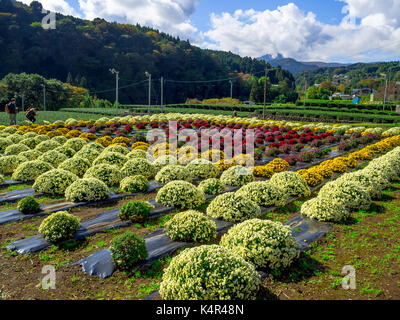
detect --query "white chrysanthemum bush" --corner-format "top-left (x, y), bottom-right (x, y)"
top-left (127, 149), bottom-right (148, 160)
top-left (122, 158), bottom-right (156, 179)
top-left (186, 159), bottom-right (219, 179)
top-left (0, 155), bottom-right (26, 174)
top-left (206, 192), bottom-right (261, 222)
top-left (155, 164), bottom-right (192, 184)
top-left (12, 160), bottom-right (53, 182)
top-left (301, 197), bottom-right (350, 222)
top-left (198, 178), bottom-right (225, 195)
top-left (119, 175), bottom-right (149, 193)
top-left (84, 163), bottom-right (123, 187)
top-left (35, 140), bottom-right (61, 153)
top-left (64, 138), bottom-right (87, 152)
top-left (159, 245), bottom-right (261, 300)
top-left (38, 150), bottom-right (68, 167)
top-left (19, 149), bottom-right (43, 161)
top-left (93, 151), bottom-right (128, 168)
top-left (335, 172), bottom-right (383, 199)
top-left (156, 180), bottom-right (205, 209)
top-left (270, 171), bottom-right (311, 198)
top-left (54, 145), bottom-right (76, 158)
top-left (220, 165), bottom-right (254, 187)
top-left (33, 169), bottom-right (79, 195)
top-left (39, 211), bottom-right (80, 243)
top-left (236, 181), bottom-right (288, 207)
top-left (58, 157), bottom-right (91, 177)
top-left (4, 143), bottom-right (30, 155)
top-left (74, 147), bottom-right (102, 163)
top-left (65, 178), bottom-right (110, 203)
top-left (152, 155), bottom-right (178, 171)
top-left (103, 145), bottom-right (129, 155)
top-left (220, 219), bottom-right (300, 269)
top-left (165, 210), bottom-right (217, 243)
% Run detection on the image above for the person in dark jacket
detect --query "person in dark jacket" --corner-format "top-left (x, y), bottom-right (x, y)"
top-left (5, 98), bottom-right (18, 125)
top-left (25, 107), bottom-right (39, 123)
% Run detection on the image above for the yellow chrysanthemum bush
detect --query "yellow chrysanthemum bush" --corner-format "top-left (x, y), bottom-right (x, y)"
top-left (318, 180), bottom-right (371, 211)
top-left (33, 169), bottom-right (79, 195)
top-left (266, 158), bottom-right (290, 173)
top-left (65, 178), bottom-right (110, 203)
top-left (270, 171), bottom-right (311, 198)
top-left (236, 181), bottom-right (288, 207)
top-left (165, 210), bottom-right (217, 243)
top-left (198, 178), bottom-right (225, 195)
top-left (251, 165), bottom-right (275, 178)
top-left (38, 211), bottom-right (80, 243)
top-left (301, 197), bottom-right (350, 222)
top-left (95, 136), bottom-right (112, 147)
top-left (206, 192), bottom-right (261, 222)
top-left (220, 165), bottom-right (254, 187)
top-left (84, 164), bottom-right (123, 187)
top-left (156, 180), bottom-right (205, 209)
top-left (186, 158), bottom-right (219, 179)
top-left (155, 164), bottom-right (192, 184)
top-left (12, 160), bottom-right (54, 182)
top-left (296, 169), bottom-right (324, 187)
top-left (220, 219), bottom-right (300, 269)
top-left (159, 245), bottom-right (261, 300)
top-left (119, 175), bottom-right (149, 193)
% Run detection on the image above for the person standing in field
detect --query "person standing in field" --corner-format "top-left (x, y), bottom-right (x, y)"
top-left (5, 98), bottom-right (18, 125)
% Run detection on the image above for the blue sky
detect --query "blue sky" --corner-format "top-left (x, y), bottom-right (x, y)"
top-left (22, 0), bottom-right (400, 63)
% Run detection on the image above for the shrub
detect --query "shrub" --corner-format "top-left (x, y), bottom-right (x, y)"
top-left (206, 192), bottom-right (260, 222)
top-left (336, 172), bottom-right (383, 199)
top-left (165, 210), bottom-right (217, 243)
top-left (12, 160), bottom-right (53, 182)
top-left (159, 245), bottom-right (261, 300)
top-left (23, 132), bottom-right (38, 139)
top-left (58, 157), bottom-right (91, 177)
top-left (301, 197), bottom-right (349, 222)
top-left (152, 155), bottom-right (178, 171)
top-left (64, 138), bottom-right (87, 152)
top-left (0, 155), bottom-right (26, 174)
top-left (6, 134), bottom-right (24, 143)
top-left (84, 164), bottom-right (123, 187)
top-left (38, 211), bottom-right (80, 243)
top-left (155, 164), bottom-right (192, 184)
top-left (220, 166), bottom-right (254, 187)
top-left (156, 181), bottom-right (205, 209)
top-left (122, 159), bottom-right (156, 179)
top-left (19, 149), bottom-right (43, 161)
top-left (362, 168), bottom-right (391, 191)
top-left (118, 200), bottom-right (154, 221)
top-left (92, 151), bottom-right (128, 168)
top-left (319, 180), bottom-right (371, 210)
top-left (0, 137), bottom-right (13, 153)
top-left (35, 140), bottom-right (61, 153)
top-left (74, 148), bottom-right (101, 163)
top-left (20, 137), bottom-right (39, 149)
top-left (119, 175), bottom-right (149, 193)
top-left (4, 143), bottom-right (30, 155)
top-left (103, 145), bottom-right (129, 155)
top-left (220, 219), bottom-right (300, 269)
top-left (33, 169), bottom-right (79, 195)
top-left (270, 172), bottom-right (311, 198)
top-left (0, 174), bottom-right (4, 185)
top-left (54, 145), bottom-right (76, 158)
top-left (236, 181), bottom-right (288, 207)
top-left (38, 150), bottom-right (68, 167)
top-left (127, 149), bottom-right (148, 160)
top-left (186, 159), bottom-right (219, 179)
top-left (17, 196), bottom-right (41, 215)
top-left (198, 178), bottom-right (225, 195)
top-left (65, 178), bottom-right (110, 203)
top-left (110, 230), bottom-right (148, 270)
top-left (51, 136), bottom-right (68, 145)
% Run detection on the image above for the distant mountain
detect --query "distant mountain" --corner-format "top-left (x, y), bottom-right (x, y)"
top-left (258, 53), bottom-right (349, 74)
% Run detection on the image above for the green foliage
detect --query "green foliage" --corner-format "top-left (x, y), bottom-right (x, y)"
top-left (38, 211), bottom-right (80, 243)
top-left (110, 230), bottom-right (148, 270)
top-left (118, 200), bottom-right (154, 222)
top-left (17, 195), bottom-right (41, 215)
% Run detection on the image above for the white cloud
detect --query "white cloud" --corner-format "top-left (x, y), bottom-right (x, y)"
top-left (20, 0), bottom-right (78, 16)
top-left (78, 0), bottom-right (200, 39)
top-left (202, 1), bottom-right (400, 62)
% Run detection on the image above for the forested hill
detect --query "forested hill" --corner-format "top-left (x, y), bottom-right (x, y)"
top-left (0, 0), bottom-right (278, 104)
top-left (295, 62), bottom-right (400, 88)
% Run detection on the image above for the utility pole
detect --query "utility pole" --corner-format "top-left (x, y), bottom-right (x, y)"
top-left (383, 67), bottom-right (395, 111)
top-left (145, 71), bottom-right (151, 114)
top-left (263, 68), bottom-right (267, 120)
top-left (229, 80), bottom-right (233, 105)
top-left (20, 94), bottom-right (24, 112)
top-left (109, 68), bottom-right (119, 115)
top-left (41, 84), bottom-right (46, 111)
top-left (161, 77), bottom-right (164, 113)
top-left (304, 78), bottom-right (307, 107)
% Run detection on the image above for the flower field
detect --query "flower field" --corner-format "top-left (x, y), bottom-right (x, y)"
top-left (0, 113), bottom-right (399, 300)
